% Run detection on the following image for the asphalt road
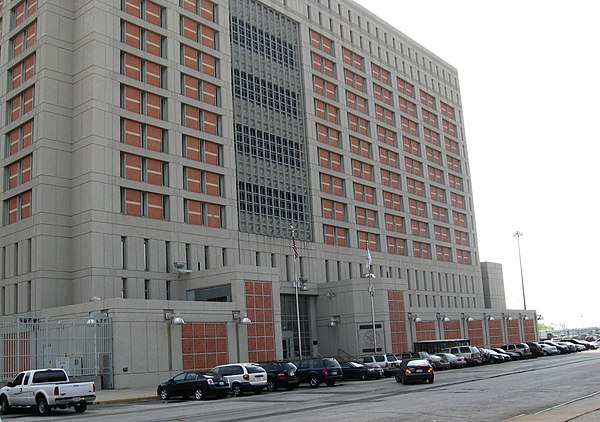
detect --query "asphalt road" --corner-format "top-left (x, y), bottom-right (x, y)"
top-left (3, 350), bottom-right (600, 421)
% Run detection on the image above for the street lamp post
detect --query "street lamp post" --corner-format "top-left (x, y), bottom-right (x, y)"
top-left (365, 241), bottom-right (377, 353)
top-left (290, 225), bottom-right (303, 359)
top-left (513, 231), bottom-right (526, 310)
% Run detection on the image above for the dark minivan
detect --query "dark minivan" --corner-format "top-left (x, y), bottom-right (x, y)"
top-left (294, 358), bottom-right (343, 388)
top-left (258, 361), bottom-right (299, 392)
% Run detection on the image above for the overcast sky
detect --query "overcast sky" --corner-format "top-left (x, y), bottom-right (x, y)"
top-left (353, 0), bottom-right (600, 329)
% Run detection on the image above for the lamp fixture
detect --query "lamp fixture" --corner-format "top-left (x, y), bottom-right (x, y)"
top-left (408, 313), bottom-right (422, 323)
top-left (484, 314), bottom-right (495, 321)
top-left (173, 261), bottom-right (192, 274)
top-left (504, 314), bottom-right (513, 321)
top-left (520, 313), bottom-right (530, 321)
top-left (326, 290), bottom-right (337, 298)
top-left (461, 313), bottom-right (474, 322)
top-left (293, 277), bottom-right (309, 291)
top-left (436, 313), bottom-right (450, 322)
top-left (536, 314), bottom-right (544, 321)
top-left (165, 311), bottom-right (185, 325)
top-left (233, 311), bottom-right (252, 325)
top-left (328, 315), bottom-right (341, 327)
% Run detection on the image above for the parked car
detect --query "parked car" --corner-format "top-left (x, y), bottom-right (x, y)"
top-left (500, 343), bottom-right (533, 358)
top-left (538, 343), bottom-right (559, 356)
top-left (483, 348), bottom-right (507, 363)
top-left (0, 368), bottom-right (95, 416)
top-left (210, 363), bottom-right (267, 396)
top-left (525, 342), bottom-right (544, 357)
top-left (541, 340), bottom-right (570, 354)
top-left (417, 352), bottom-right (451, 370)
top-left (434, 352), bottom-right (467, 369)
top-left (258, 361), bottom-right (299, 392)
top-left (490, 347), bottom-right (518, 360)
top-left (294, 358), bottom-right (343, 388)
top-left (563, 339), bottom-right (597, 350)
top-left (339, 361), bottom-right (383, 380)
top-left (395, 351), bottom-right (421, 360)
top-left (395, 359), bottom-right (434, 384)
top-left (157, 370), bottom-right (230, 400)
top-left (440, 346), bottom-right (482, 365)
top-left (558, 340), bottom-right (585, 352)
top-left (355, 354), bottom-right (399, 377)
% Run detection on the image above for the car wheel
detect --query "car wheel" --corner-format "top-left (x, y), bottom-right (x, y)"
top-left (194, 388), bottom-right (204, 400)
top-left (36, 396), bottom-right (50, 416)
top-left (402, 377), bottom-right (407, 385)
top-left (395, 373), bottom-right (402, 383)
top-left (0, 395), bottom-right (11, 415)
top-left (266, 378), bottom-right (277, 392)
top-left (360, 372), bottom-right (368, 381)
top-left (159, 388), bottom-right (169, 400)
top-left (428, 378), bottom-right (434, 384)
top-left (231, 384), bottom-right (243, 397)
top-left (309, 376), bottom-right (319, 388)
top-left (325, 380), bottom-right (335, 387)
top-left (74, 401), bottom-right (87, 413)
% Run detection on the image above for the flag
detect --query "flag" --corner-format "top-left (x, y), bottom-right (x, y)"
top-left (292, 236), bottom-right (299, 261)
top-left (366, 246), bottom-right (372, 269)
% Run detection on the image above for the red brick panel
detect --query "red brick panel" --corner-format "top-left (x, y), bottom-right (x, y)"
top-left (245, 281), bottom-right (275, 362)
top-left (3, 331), bottom-right (31, 374)
top-left (181, 322), bottom-right (228, 370)
top-left (507, 320), bottom-right (520, 343)
top-left (443, 320), bottom-right (461, 340)
top-left (488, 320), bottom-right (503, 347)
top-left (415, 321), bottom-right (436, 341)
top-left (387, 290), bottom-right (407, 353)
top-left (467, 320), bottom-right (483, 347)
top-left (523, 319), bottom-right (536, 341)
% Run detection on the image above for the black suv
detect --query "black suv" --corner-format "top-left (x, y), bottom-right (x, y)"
top-left (294, 358), bottom-right (343, 388)
top-left (525, 342), bottom-right (543, 358)
top-left (258, 361), bottom-right (299, 392)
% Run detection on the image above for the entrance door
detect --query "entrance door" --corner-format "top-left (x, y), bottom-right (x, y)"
top-left (282, 330), bottom-right (295, 360)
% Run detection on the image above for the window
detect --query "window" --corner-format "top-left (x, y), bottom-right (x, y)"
top-left (323, 225), bottom-right (348, 246)
top-left (144, 279), bottom-right (150, 299)
top-left (373, 84), bottom-right (392, 105)
top-left (371, 63), bottom-right (390, 85)
top-left (381, 169), bottom-right (400, 189)
top-left (379, 147), bottom-right (398, 168)
top-left (413, 241), bottom-right (430, 259)
top-left (311, 52), bottom-right (335, 77)
top-left (121, 188), bottom-right (169, 220)
top-left (377, 125), bottom-right (396, 146)
top-left (344, 69), bottom-right (365, 92)
top-left (434, 225), bottom-right (450, 242)
top-left (420, 90), bottom-right (436, 109)
top-left (121, 278), bottom-right (128, 298)
top-left (356, 207), bottom-right (377, 227)
top-left (426, 146), bottom-right (442, 164)
top-left (5, 120), bottom-right (33, 157)
top-left (432, 205), bottom-right (448, 222)
top-left (353, 183), bottom-right (375, 204)
top-left (399, 97), bottom-right (416, 117)
top-left (181, 44), bottom-right (219, 76)
top-left (318, 148), bottom-right (342, 171)
top-left (383, 191), bottom-right (402, 211)
top-left (351, 159), bottom-right (373, 181)
top-left (397, 77), bottom-right (414, 98)
top-left (310, 29), bottom-right (334, 55)
top-left (411, 220), bottom-right (428, 238)
top-left (322, 199), bottom-right (346, 221)
top-left (453, 211), bottom-right (466, 227)
top-left (448, 174), bottom-right (463, 190)
top-left (457, 249), bottom-right (471, 265)
top-left (123, 0), bottom-right (165, 27)
top-left (181, 104), bottom-right (221, 134)
top-left (121, 53), bottom-right (165, 88)
top-left (320, 173), bottom-right (344, 196)
top-left (121, 21), bottom-right (164, 57)
top-left (183, 136), bottom-right (222, 165)
top-left (120, 237), bottom-right (127, 269)
top-left (450, 192), bottom-right (465, 209)
top-left (314, 99), bottom-right (339, 124)
top-left (400, 116), bottom-right (418, 136)
top-left (120, 119), bottom-right (168, 152)
top-left (12, 0), bottom-right (37, 28)
top-left (8, 86), bottom-right (34, 122)
top-left (143, 239), bottom-right (149, 270)
top-left (121, 85), bottom-right (166, 120)
top-left (342, 47), bottom-right (363, 70)
top-left (184, 200), bottom-right (222, 227)
top-left (385, 214), bottom-right (403, 233)
top-left (375, 104), bottom-right (394, 125)
top-left (408, 198), bottom-right (426, 217)
top-left (121, 153), bottom-right (168, 186)
top-left (9, 54), bottom-right (35, 90)
top-left (313, 76), bottom-right (337, 100)
top-left (440, 101), bottom-right (455, 120)
top-left (316, 124), bottom-right (340, 147)
top-left (443, 119), bottom-right (457, 137)
top-left (10, 21), bottom-right (36, 59)
top-left (183, 168), bottom-right (223, 196)
top-left (387, 236), bottom-right (406, 256)
top-left (422, 109), bottom-right (438, 128)
top-left (455, 230), bottom-right (469, 246)
top-left (403, 137), bottom-right (420, 157)
top-left (181, 0), bottom-right (216, 22)
top-left (407, 178), bottom-right (424, 197)
top-left (346, 91), bottom-right (368, 113)
top-left (4, 190), bottom-right (31, 225)
top-left (5, 154), bottom-right (32, 190)
top-left (424, 128), bottom-right (440, 146)
top-left (180, 15), bottom-right (218, 49)
top-left (446, 155), bottom-right (461, 173)
top-left (405, 157), bottom-right (423, 176)
top-left (348, 113), bottom-right (369, 135)
top-left (436, 246), bottom-right (452, 262)
top-left (430, 185), bottom-right (446, 203)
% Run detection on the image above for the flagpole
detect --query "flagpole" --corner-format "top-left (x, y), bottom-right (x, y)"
top-left (366, 241), bottom-right (377, 353)
top-left (291, 225), bottom-right (303, 359)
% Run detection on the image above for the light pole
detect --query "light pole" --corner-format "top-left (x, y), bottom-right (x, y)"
top-left (364, 240), bottom-right (377, 353)
top-left (290, 225), bottom-right (303, 359)
top-left (513, 231), bottom-right (526, 310)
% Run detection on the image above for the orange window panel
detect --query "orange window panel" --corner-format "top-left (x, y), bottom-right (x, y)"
top-left (124, 0), bottom-right (141, 18)
top-left (147, 192), bottom-right (163, 220)
top-left (182, 16), bottom-right (198, 40)
top-left (201, 25), bottom-right (216, 49)
top-left (124, 154), bottom-right (142, 181)
top-left (187, 199), bottom-right (202, 225)
top-left (22, 120), bottom-right (33, 149)
top-left (124, 21), bottom-right (141, 49)
top-left (125, 189), bottom-right (142, 216)
top-left (13, 32), bottom-right (24, 57)
top-left (146, 158), bottom-right (163, 185)
top-left (145, 93), bottom-right (162, 119)
top-left (202, 82), bottom-right (218, 105)
top-left (24, 54), bottom-right (36, 81)
top-left (23, 86), bottom-right (34, 114)
top-left (324, 225), bottom-right (335, 245)
top-left (183, 0), bottom-right (196, 13)
top-left (201, 0), bottom-right (215, 22)
top-left (186, 168), bottom-right (201, 192)
top-left (185, 136), bottom-right (201, 161)
top-left (322, 199), bottom-right (333, 219)
top-left (21, 154), bottom-right (32, 184)
top-left (25, 21), bottom-right (36, 48)
top-left (123, 53), bottom-right (142, 80)
top-left (124, 119), bottom-right (142, 146)
top-left (203, 111), bottom-right (219, 135)
top-left (20, 190), bottom-right (31, 219)
top-left (15, 2), bottom-right (26, 25)
top-left (183, 74), bottom-right (200, 100)
top-left (145, 30), bottom-right (162, 56)
top-left (8, 129), bottom-right (20, 156)
top-left (11, 62), bottom-right (23, 89)
top-left (183, 45), bottom-right (199, 69)
top-left (145, 1), bottom-right (161, 26)
top-left (145, 61), bottom-right (161, 87)
top-left (202, 54), bottom-right (217, 77)
top-left (10, 96), bottom-right (21, 122)
top-left (205, 172), bottom-right (220, 196)
top-left (206, 203), bottom-right (221, 227)
top-left (8, 197), bottom-right (19, 224)
top-left (204, 141), bottom-right (220, 165)
top-left (184, 105), bottom-right (200, 129)
top-left (124, 86), bottom-right (141, 113)
top-left (8, 162), bottom-right (19, 189)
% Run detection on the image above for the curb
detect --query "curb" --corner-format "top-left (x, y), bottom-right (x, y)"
top-left (94, 395), bottom-right (159, 405)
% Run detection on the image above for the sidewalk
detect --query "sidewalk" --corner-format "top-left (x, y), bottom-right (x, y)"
top-left (94, 386), bottom-right (158, 404)
top-left (508, 391), bottom-right (600, 421)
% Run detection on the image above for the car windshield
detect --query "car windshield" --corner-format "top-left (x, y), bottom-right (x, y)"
top-left (246, 365), bottom-right (265, 373)
top-left (203, 371), bottom-right (220, 377)
top-left (374, 355), bottom-right (385, 362)
top-left (281, 362), bottom-right (296, 370)
top-left (407, 360), bottom-right (429, 367)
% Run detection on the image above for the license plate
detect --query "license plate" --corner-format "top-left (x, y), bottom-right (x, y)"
top-left (416, 369), bottom-right (423, 373)
top-left (331, 371), bottom-right (337, 375)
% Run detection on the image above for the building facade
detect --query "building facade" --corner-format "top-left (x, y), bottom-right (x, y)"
top-left (0, 0), bottom-right (537, 388)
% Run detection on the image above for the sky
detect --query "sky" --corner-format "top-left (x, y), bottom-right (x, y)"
top-left (353, 0), bottom-right (600, 330)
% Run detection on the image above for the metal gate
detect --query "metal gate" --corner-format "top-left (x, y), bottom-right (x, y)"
top-left (0, 316), bottom-right (113, 387)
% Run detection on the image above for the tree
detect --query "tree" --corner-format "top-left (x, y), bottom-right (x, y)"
top-left (537, 322), bottom-right (554, 331)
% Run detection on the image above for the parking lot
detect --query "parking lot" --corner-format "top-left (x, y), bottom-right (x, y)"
top-left (3, 349), bottom-right (600, 421)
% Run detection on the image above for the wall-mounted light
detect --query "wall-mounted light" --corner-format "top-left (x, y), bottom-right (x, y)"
top-left (536, 314), bottom-right (544, 321)
top-left (233, 311), bottom-right (251, 325)
top-left (165, 311), bottom-right (185, 325)
top-left (484, 314), bottom-right (495, 321)
top-left (326, 290), bottom-right (337, 298)
top-left (504, 314), bottom-right (513, 321)
top-left (328, 315), bottom-right (341, 327)
top-left (173, 261), bottom-right (192, 274)
top-left (436, 313), bottom-right (450, 322)
top-left (461, 313), bottom-right (474, 322)
top-left (293, 277), bottom-right (309, 291)
top-left (519, 313), bottom-right (530, 321)
top-left (407, 313), bottom-right (422, 323)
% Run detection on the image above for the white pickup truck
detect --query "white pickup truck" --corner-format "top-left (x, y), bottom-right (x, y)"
top-left (0, 368), bottom-right (96, 416)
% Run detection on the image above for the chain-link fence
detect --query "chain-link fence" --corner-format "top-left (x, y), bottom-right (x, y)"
top-left (0, 316), bottom-right (113, 387)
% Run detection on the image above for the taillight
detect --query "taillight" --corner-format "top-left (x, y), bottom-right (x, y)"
top-left (322, 368), bottom-right (327, 375)
top-left (404, 369), bottom-right (411, 374)
top-left (53, 386), bottom-right (59, 396)
top-left (93, 383), bottom-right (96, 392)
top-left (277, 371), bottom-right (286, 378)
top-left (243, 374), bottom-right (249, 381)
top-left (428, 368), bottom-right (433, 373)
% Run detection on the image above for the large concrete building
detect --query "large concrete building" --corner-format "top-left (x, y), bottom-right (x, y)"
top-left (0, 0), bottom-right (537, 388)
